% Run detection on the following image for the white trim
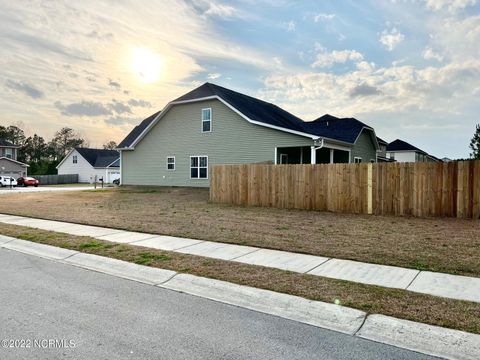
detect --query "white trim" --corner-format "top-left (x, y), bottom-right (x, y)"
top-left (172, 95), bottom-right (217, 105)
top-left (214, 96), bottom-right (320, 140)
top-left (353, 127), bottom-right (380, 150)
top-left (274, 147), bottom-right (278, 165)
top-left (324, 142), bottom-right (351, 152)
top-left (201, 108), bottom-right (212, 133)
top-left (0, 157), bottom-right (29, 167)
top-left (119, 150), bottom-right (122, 185)
top-left (329, 149), bottom-right (334, 164)
top-left (105, 158), bottom-right (120, 168)
top-left (354, 157), bottom-right (362, 163)
top-left (55, 148), bottom-right (75, 169)
top-left (189, 155), bottom-right (208, 179)
top-left (127, 95), bottom-right (321, 149)
top-left (166, 156), bottom-right (175, 171)
top-left (248, 119), bottom-right (319, 140)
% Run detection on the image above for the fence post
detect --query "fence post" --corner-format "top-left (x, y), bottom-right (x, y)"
top-left (367, 163), bottom-right (373, 214)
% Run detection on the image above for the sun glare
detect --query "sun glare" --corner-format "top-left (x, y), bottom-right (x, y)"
top-left (131, 48), bottom-right (162, 83)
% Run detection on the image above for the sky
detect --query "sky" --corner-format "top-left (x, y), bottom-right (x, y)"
top-left (0, 0), bottom-right (479, 159)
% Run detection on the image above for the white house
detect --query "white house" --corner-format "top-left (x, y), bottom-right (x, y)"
top-left (386, 139), bottom-right (440, 163)
top-left (57, 148), bottom-right (120, 183)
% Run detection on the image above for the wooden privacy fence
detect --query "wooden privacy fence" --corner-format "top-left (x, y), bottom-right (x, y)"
top-left (209, 161), bottom-right (480, 219)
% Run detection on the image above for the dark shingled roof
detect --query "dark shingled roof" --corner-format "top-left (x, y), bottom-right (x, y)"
top-left (118, 83), bottom-right (377, 148)
top-left (108, 158), bottom-right (120, 168)
top-left (376, 136), bottom-right (388, 145)
top-left (75, 148), bottom-right (119, 168)
top-left (387, 139), bottom-right (427, 154)
top-left (117, 111), bottom-right (161, 148)
top-left (302, 114), bottom-right (373, 144)
top-left (0, 138), bottom-right (16, 147)
top-left (174, 82), bottom-right (307, 132)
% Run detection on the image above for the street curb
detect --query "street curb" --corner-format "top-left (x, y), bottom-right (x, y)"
top-left (63, 252), bottom-right (177, 285)
top-left (2, 213), bottom-right (480, 305)
top-left (1, 237), bottom-right (480, 359)
top-left (159, 273), bottom-right (366, 335)
top-left (0, 234), bottom-right (16, 245)
top-left (357, 314), bottom-right (480, 360)
top-left (1, 239), bottom-right (77, 260)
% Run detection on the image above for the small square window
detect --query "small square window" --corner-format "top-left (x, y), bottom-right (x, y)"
top-left (201, 108), bottom-right (211, 133)
top-left (354, 157), bottom-right (362, 163)
top-left (166, 156), bottom-right (175, 170)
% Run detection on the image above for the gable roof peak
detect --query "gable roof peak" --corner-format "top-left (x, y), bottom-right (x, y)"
top-left (73, 147), bottom-right (119, 168)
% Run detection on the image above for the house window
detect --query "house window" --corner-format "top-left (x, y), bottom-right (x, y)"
top-left (4, 148), bottom-right (12, 159)
top-left (280, 154), bottom-right (288, 164)
top-left (354, 157), bottom-right (362, 163)
top-left (166, 156), bottom-right (175, 170)
top-left (190, 155), bottom-right (208, 179)
top-left (201, 108), bottom-right (211, 132)
top-left (73, 155), bottom-right (78, 164)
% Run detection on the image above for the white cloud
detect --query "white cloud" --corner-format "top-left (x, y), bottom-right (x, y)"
top-left (284, 20), bottom-right (296, 32)
top-left (423, 47), bottom-right (444, 61)
top-left (425, 0), bottom-right (477, 13)
top-left (207, 72), bottom-right (221, 79)
top-left (427, 15), bottom-right (480, 62)
top-left (202, 1), bottom-right (239, 18)
top-left (312, 49), bottom-right (364, 68)
top-left (259, 56), bottom-right (480, 121)
top-left (379, 27), bottom-right (405, 51)
top-left (0, 0), bottom-right (276, 145)
top-left (314, 13), bottom-right (335, 22)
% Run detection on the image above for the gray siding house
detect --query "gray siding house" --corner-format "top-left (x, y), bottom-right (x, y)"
top-left (0, 138), bottom-right (28, 178)
top-left (118, 83), bottom-right (379, 187)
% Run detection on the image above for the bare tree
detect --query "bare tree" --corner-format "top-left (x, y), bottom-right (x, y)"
top-left (103, 140), bottom-right (117, 150)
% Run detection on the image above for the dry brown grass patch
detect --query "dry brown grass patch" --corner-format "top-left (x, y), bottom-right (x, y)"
top-left (1, 223), bottom-right (480, 335)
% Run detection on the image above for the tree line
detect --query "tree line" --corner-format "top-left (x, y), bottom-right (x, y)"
top-left (0, 124), bottom-right (117, 175)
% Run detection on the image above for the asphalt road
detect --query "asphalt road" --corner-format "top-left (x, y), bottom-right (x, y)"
top-left (0, 249), bottom-right (437, 360)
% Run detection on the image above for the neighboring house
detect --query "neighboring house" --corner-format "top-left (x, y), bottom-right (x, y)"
top-left (376, 137), bottom-right (395, 162)
top-left (0, 138), bottom-right (28, 178)
top-left (386, 139), bottom-right (440, 163)
top-left (57, 148), bottom-right (120, 183)
top-left (118, 82), bottom-right (380, 187)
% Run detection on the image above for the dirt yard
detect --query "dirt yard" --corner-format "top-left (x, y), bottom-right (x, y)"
top-left (0, 186), bottom-right (479, 276)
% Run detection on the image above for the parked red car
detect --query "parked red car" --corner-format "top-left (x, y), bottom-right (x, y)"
top-left (17, 177), bottom-right (39, 187)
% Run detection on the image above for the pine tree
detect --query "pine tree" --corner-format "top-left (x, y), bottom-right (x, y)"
top-left (470, 124), bottom-right (480, 160)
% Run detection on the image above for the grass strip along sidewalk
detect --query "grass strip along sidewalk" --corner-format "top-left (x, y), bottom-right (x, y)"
top-left (0, 187), bottom-right (479, 277)
top-left (1, 223), bottom-right (480, 335)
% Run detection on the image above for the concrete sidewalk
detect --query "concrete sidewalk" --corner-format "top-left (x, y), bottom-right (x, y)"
top-left (0, 213), bottom-right (479, 304)
top-left (1, 236), bottom-right (479, 360)
top-left (0, 186), bottom-right (97, 194)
